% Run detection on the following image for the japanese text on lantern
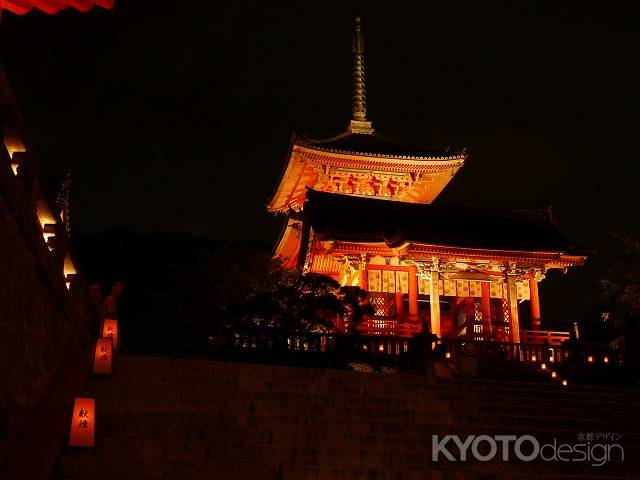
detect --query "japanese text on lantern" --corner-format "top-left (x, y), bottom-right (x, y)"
top-left (92, 337), bottom-right (113, 374)
top-left (102, 319), bottom-right (119, 350)
top-left (69, 397), bottom-right (95, 447)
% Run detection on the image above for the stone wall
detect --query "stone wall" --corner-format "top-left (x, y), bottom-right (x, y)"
top-left (0, 68), bottom-right (97, 464)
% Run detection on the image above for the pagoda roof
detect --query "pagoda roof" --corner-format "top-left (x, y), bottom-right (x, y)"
top-left (305, 189), bottom-right (579, 253)
top-left (294, 131), bottom-right (465, 161)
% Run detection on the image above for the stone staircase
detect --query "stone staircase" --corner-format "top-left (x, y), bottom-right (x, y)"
top-left (52, 355), bottom-right (640, 479)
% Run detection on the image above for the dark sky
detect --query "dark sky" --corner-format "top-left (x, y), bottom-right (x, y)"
top-left (1, 1), bottom-right (640, 245)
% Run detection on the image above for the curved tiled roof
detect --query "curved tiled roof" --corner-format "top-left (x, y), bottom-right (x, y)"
top-left (305, 190), bottom-right (578, 253)
top-left (294, 131), bottom-right (465, 160)
top-left (2, 0), bottom-right (113, 15)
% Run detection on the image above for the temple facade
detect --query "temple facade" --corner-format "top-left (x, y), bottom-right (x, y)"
top-left (268, 18), bottom-right (586, 345)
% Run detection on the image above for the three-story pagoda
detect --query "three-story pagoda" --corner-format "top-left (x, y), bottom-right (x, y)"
top-left (268, 17), bottom-right (586, 345)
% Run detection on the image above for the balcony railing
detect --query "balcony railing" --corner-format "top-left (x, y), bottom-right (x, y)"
top-left (440, 338), bottom-right (625, 367)
top-left (519, 329), bottom-right (570, 346)
top-left (357, 318), bottom-right (422, 337)
top-left (215, 327), bottom-right (631, 374)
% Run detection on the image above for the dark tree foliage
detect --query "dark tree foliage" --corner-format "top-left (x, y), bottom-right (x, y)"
top-left (224, 271), bottom-right (373, 334)
top-left (73, 229), bottom-right (278, 356)
top-left (594, 235), bottom-right (640, 349)
top-left (72, 229), bottom-right (372, 356)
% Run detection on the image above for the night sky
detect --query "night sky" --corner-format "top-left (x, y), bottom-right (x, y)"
top-left (1, 2), bottom-right (639, 246)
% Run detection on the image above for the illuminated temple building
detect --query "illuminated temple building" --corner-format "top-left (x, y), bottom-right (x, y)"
top-left (268, 18), bottom-right (586, 345)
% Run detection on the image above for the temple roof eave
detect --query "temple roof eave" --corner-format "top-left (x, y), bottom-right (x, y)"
top-left (266, 144), bottom-right (466, 213)
top-left (319, 239), bottom-right (587, 268)
top-left (292, 134), bottom-right (467, 163)
top-left (305, 190), bottom-right (580, 256)
top-left (293, 143), bottom-right (466, 167)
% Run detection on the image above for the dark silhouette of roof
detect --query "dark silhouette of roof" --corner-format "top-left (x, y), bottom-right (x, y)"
top-left (305, 189), bottom-right (577, 253)
top-left (294, 131), bottom-right (465, 159)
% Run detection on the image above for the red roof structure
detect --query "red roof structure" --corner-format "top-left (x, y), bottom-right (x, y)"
top-left (1, 0), bottom-right (113, 15)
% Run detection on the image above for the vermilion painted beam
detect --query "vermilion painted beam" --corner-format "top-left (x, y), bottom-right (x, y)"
top-left (365, 265), bottom-right (411, 272)
top-left (31, 0), bottom-right (65, 14)
top-left (91, 0), bottom-right (113, 8)
top-left (66, 0), bottom-right (94, 12)
top-left (1, 0), bottom-right (114, 14)
top-left (2, 0), bottom-right (33, 14)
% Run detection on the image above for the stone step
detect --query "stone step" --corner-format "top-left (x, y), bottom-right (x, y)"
top-left (55, 448), bottom-right (638, 478)
top-left (87, 401), bottom-right (640, 433)
top-left (84, 380), bottom-right (640, 414)
top-left (53, 453), bottom-right (636, 480)
top-left (279, 465), bottom-right (637, 480)
top-left (250, 427), bottom-right (640, 451)
top-left (439, 392), bottom-right (640, 411)
top-left (90, 410), bottom-right (640, 441)
top-left (53, 454), bottom-right (274, 480)
top-left (104, 378), bottom-right (640, 407)
top-left (86, 437), bottom-right (638, 471)
top-left (84, 418), bottom-right (640, 453)
top-left (115, 356), bottom-right (639, 389)
top-left (54, 356), bottom-right (639, 480)
top-left (86, 388), bottom-right (640, 424)
top-left (93, 401), bottom-right (454, 422)
top-left (114, 357), bottom-right (640, 398)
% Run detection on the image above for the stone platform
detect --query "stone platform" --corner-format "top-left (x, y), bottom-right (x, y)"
top-left (52, 355), bottom-right (640, 479)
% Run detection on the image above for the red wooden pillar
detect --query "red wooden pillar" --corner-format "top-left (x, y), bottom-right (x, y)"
top-left (507, 273), bottom-right (520, 343)
top-left (529, 272), bottom-right (541, 330)
top-left (395, 292), bottom-right (405, 319)
top-left (408, 266), bottom-right (418, 322)
top-left (429, 270), bottom-right (441, 337)
top-left (359, 269), bottom-right (368, 291)
top-left (481, 282), bottom-right (492, 340)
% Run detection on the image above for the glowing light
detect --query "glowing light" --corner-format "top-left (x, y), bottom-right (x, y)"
top-left (5, 140), bottom-right (25, 159)
top-left (531, 355), bottom-right (537, 362)
top-left (69, 397), bottom-right (95, 447)
top-left (445, 352), bottom-right (451, 359)
top-left (92, 338), bottom-right (113, 375)
top-left (549, 355), bottom-right (555, 363)
top-left (561, 380), bottom-right (568, 386)
top-left (551, 371), bottom-right (557, 379)
top-left (378, 344), bottom-right (384, 352)
top-left (603, 356), bottom-right (609, 364)
top-left (541, 363), bottom-right (547, 370)
top-left (37, 202), bottom-right (57, 229)
top-left (11, 163), bottom-right (19, 175)
top-left (587, 355), bottom-right (594, 363)
top-left (64, 255), bottom-right (77, 277)
top-left (42, 221), bottom-right (57, 249)
top-left (102, 319), bottom-right (119, 351)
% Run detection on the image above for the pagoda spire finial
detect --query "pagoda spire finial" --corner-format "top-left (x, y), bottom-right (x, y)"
top-left (349, 16), bottom-right (374, 134)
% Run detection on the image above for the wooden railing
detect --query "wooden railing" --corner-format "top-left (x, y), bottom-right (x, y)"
top-left (440, 338), bottom-right (625, 367)
top-left (216, 328), bottom-right (631, 374)
top-left (224, 329), bottom-right (336, 353)
top-left (357, 318), bottom-right (422, 337)
top-left (519, 330), bottom-right (570, 346)
top-left (609, 336), bottom-right (625, 350)
top-left (354, 335), bottom-right (412, 356)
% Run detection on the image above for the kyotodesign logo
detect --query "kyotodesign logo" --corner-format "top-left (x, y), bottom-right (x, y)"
top-left (432, 434), bottom-right (624, 467)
